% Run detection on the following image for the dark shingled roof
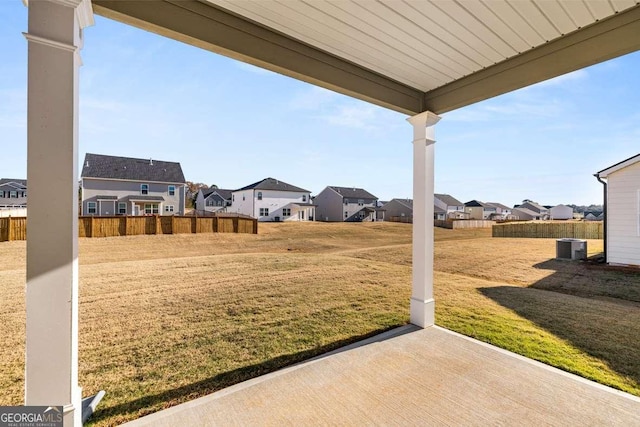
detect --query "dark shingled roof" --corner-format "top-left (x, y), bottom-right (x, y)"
top-left (329, 186), bottom-right (377, 199)
top-left (434, 193), bottom-right (463, 207)
top-left (81, 153), bottom-right (186, 183)
top-left (388, 198), bottom-right (413, 209)
top-left (486, 202), bottom-right (510, 210)
top-left (464, 200), bottom-right (487, 207)
top-left (234, 178), bottom-right (310, 193)
top-left (203, 188), bottom-right (233, 200)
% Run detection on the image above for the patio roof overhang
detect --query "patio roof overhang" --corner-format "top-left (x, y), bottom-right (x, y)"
top-left (92, 0), bottom-right (640, 115)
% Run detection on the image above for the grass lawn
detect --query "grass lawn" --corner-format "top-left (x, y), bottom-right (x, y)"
top-left (0, 222), bottom-right (638, 426)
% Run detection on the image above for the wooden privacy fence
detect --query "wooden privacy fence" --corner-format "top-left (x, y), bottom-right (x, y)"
top-left (0, 215), bottom-right (257, 241)
top-left (435, 220), bottom-right (496, 229)
top-left (492, 221), bottom-right (603, 239)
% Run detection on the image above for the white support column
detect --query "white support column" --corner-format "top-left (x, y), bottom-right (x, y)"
top-left (407, 111), bottom-right (441, 328)
top-left (24, 1), bottom-right (93, 426)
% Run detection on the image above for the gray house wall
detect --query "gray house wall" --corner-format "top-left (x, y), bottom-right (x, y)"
top-left (82, 178), bottom-right (185, 216)
top-left (383, 200), bottom-right (413, 220)
top-left (315, 187), bottom-right (344, 221)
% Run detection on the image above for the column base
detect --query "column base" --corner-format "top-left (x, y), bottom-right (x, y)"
top-left (410, 297), bottom-right (435, 328)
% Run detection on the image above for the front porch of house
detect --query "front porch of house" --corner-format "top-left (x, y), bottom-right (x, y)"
top-left (123, 325), bottom-right (640, 426)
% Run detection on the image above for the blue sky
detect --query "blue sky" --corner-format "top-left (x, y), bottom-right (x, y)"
top-left (2, 2), bottom-right (639, 206)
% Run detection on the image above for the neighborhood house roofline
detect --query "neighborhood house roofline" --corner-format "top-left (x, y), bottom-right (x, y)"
top-left (234, 177), bottom-right (310, 193)
top-left (513, 207), bottom-right (540, 216)
top-left (328, 186), bottom-right (377, 200)
top-left (389, 198), bottom-right (413, 209)
top-left (596, 152), bottom-right (640, 178)
top-left (486, 202), bottom-right (510, 210)
top-left (81, 153), bottom-right (186, 183)
top-left (202, 188), bottom-right (233, 200)
top-left (82, 177), bottom-right (186, 185)
top-left (434, 194), bottom-right (463, 206)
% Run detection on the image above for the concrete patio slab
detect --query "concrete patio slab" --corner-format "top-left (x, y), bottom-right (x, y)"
top-left (123, 326), bottom-right (640, 426)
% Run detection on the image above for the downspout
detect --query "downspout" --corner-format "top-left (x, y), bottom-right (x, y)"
top-left (594, 173), bottom-right (607, 263)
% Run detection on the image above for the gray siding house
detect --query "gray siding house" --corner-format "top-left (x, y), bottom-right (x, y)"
top-left (195, 188), bottom-right (233, 213)
top-left (434, 193), bottom-right (465, 218)
top-left (0, 178), bottom-right (27, 208)
top-left (383, 198), bottom-right (413, 222)
top-left (81, 153), bottom-right (186, 216)
top-left (315, 186), bottom-right (379, 222)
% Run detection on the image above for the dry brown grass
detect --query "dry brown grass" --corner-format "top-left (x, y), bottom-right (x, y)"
top-left (0, 222), bottom-right (638, 426)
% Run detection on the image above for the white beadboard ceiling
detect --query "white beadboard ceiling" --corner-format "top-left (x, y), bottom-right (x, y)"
top-left (205, 0), bottom-right (639, 92)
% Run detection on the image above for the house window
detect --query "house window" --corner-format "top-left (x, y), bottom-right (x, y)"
top-left (0, 191), bottom-right (3, 197)
top-left (168, 185), bottom-right (175, 196)
top-left (302, 194), bottom-right (307, 202)
top-left (144, 204), bottom-right (159, 214)
top-left (118, 202), bottom-right (126, 215)
top-left (10, 191), bottom-right (17, 198)
top-left (216, 200), bottom-right (222, 206)
top-left (141, 184), bottom-right (149, 195)
top-left (87, 202), bottom-right (97, 214)
top-left (232, 194), bottom-right (235, 202)
top-left (165, 205), bottom-right (174, 213)
top-left (282, 208), bottom-right (291, 217)
top-left (259, 208), bottom-right (269, 217)
top-left (206, 199), bottom-right (214, 206)
top-left (257, 191), bottom-right (262, 200)
top-left (358, 199), bottom-right (364, 206)
top-left (343, 199), bottom-right (348, 205)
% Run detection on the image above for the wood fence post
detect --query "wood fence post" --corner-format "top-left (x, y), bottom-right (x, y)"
top-left (171, 215), bottom-right (176, 234)
top-left (124, 216), bottom-right (129, 236)
top-left (253, 219), bottom-right (258, 234)
top-left (192, 216), bottom-right (197, 234)
top-left (155, 215), bottom-right (160, 235)
top-left (90, 216), bottom-right (95, 238)
top-left (213, 217), bottom-right (218, 233)
top-left (233, 216), bottom-right (239, 233)
top-left (8, 217), bottom-right (14, 241)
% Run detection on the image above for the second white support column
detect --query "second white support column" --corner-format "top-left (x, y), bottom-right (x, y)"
top-left (407, 111), bottom-right (441, 328)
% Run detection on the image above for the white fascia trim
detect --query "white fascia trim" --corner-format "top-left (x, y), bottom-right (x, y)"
top-left (23, 0), bottom-right (94, 28)
top-left (598, 154), bottom-right (640, 178)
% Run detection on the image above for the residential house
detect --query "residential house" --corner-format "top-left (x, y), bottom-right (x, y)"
top-left (195, 188), bottom-right (233, 213)
top-left (382, 198), bottom-right (412, 222)
top-left (434, 193), bottom-right (466, 219)
top-left (485, 202), bottom-right (515, 220)
top-left (512, 207), bottom-right (542, 220)
top-left (434, 205), bottom-right (447, 221)
top-left (550, 204), bottom-right (573, 220)
top-left (81, 153), bottom-right (186, 216)
top-left (231, 177), bottom-right (314, 222)
top-left (517, 201), bottom-right (550, 220)
top-left (0, 178), bottom-right (27, 208)
top-left (464, 200), bottom-right (496, 220)
top-left (315, 186), bottom-right (379, 222)
top-left (594, 153), bottom-right (640, 266)
top-left (382, 198), bottom-right (449, 222)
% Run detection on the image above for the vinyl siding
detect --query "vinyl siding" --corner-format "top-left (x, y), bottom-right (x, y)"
top-left (607, 161), bottom-right (640, 266)
top-left (82, 178), bottom-right (185, 215)
top-left (315, 187), bottom-right (344, 222)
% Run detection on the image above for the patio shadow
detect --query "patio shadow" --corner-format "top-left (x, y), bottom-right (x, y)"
top-left (87, 325), bottom-right (415, 425)
top-left (479, 285), bottom-right (640, 389)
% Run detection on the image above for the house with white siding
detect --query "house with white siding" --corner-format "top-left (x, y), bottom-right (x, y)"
top-left (595, 153), bottom-right (640, 266)
top-left (434, 193), bottom-right (466, 219)
top-left (550, 204), bottom-right (574, 220)
top-left (231, 177), bottom-right (315, 222)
